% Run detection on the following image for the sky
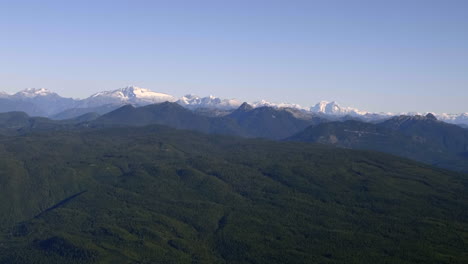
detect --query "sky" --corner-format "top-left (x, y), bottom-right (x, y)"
top-left (1, 0), bottom-right (467, 113)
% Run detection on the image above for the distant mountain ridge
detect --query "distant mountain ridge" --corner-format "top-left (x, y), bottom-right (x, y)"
top-left (177, 94), bottom-right (242, 110)
top-left (2, 88), bottom-right (78, 116)
top-left (90, 102), bottom-right (325, 139)
top-left (288, 113), bottom-right (468, 172)
top-left (0, 86), bottom-right (467, 125)
top-left (0, 103), bottom-right (467, 172)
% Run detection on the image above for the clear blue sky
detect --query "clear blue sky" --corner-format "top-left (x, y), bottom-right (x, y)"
top-left (1, 0), bottom-right (467, 113)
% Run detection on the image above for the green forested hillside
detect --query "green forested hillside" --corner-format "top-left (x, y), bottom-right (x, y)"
top-left (0, 125), bottom-right (467, 263)
top-left (288, 117), bottom-right (468, 172)
top-left (92, 102), bottom-right (324, 139)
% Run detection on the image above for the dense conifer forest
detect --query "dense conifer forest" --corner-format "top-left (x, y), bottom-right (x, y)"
top-left (0, 125), bottom-right (466, 263)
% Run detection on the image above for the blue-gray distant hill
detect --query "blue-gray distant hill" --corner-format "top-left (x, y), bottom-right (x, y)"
top-left (91, 102), bottom-right (325, 140)
top-left (288, 114), bottom-right (468, 172)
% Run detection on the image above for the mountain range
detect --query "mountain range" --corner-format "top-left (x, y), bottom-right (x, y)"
top-left (1, 86), bottom-right (467, 126)
top-left (1, 85), bottom-right (467, 172)
top-left (0, 100), bottom-right (467, 172)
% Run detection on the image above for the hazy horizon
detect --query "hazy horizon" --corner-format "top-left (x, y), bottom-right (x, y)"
top-left (1, 0), bottom-right (467, 113)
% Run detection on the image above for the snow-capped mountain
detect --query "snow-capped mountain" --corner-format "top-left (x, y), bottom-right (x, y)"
top-left (7, 88), bottom-right (78, 116)
top-left (435, 113), bottom-right (468, 125)
top-left (306, 101), bottom-right (468, 124)
top-left (78, 86), bottom-right (176, 108)
top-left (309, 101), bottom-right (367, 116)
top-left (0, 86), bottom-right (467, 126)
top-left (177, 94), bottom-right (242, 110)
top-left (250, 100), bottom-right (308, 110)
top-left (12, 88), bottom-right (56, 98)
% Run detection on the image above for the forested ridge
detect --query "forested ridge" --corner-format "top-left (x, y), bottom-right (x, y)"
top-left (0, 125), bottom-right (466, 263)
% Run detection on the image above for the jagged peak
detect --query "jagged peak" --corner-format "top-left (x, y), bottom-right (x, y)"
top-left (310, 100), bottom-right (364, 116)
top-left (425, 113), bottom-right (437, 120)
top-left (181, 94), bottom-right (199, 99)
top-left (177, 94), bottom-right (241, 110)
top-left (389, 114), bottom-right (440, 123)
top-left (14, 88), bottom-right (55, 97)
top-left (238, 102), bottom-right (254, 111)
top-left (250, 99), bottom-right (307, 110)
top-left (119, 85), bottom-right (157, 94)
